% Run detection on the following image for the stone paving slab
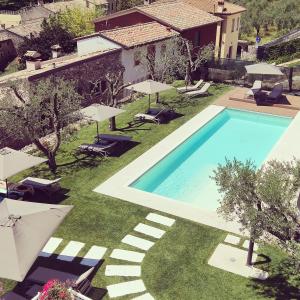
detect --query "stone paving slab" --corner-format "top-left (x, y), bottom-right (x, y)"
top-left (40, 237), bottom-right (62, 257)
top-left (57, 241), bottom-right (85, 262)
top-left (122, 235), bottom-right (154, 251)
top-left (146, 213), bottom-right (175, 227)
top-left (134, 223), bottom-right (165, 239)
top-left (208, 243), bottom-right (268, 280)
top-left (132, 293), bottom-right (155, 300)
top-left (224, 234), bottom-right (241, 245)
top-left (81, 246), bottom-right (107, 266)
top-left (105, 265), bottom-right (141, 277)
top-left (110, 249), bottom-right (145, 263)
top-left (107, 280), bottom-right (146, 298)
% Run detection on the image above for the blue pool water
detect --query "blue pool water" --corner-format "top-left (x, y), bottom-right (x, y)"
top-left (131, 109), bottom-right (292, 211)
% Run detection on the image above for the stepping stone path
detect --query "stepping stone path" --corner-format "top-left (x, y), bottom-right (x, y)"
top-left (132, 293), bottom-right (155, 300)
top-left (224, 234), bottom-right (241, 245)
top-left (243, 240), bottom-right (259, 251)
top-left (40, 237), bottom-right (62, 257)
top-left (106, 213), bottom-right (176, 299)
top-left (146, 213), bottom-right (175, 227)
top-left (122, 235), bottom-right (155, 251)
top-left (81, 245), bottom-right (107, 266)
top-left (110, 249), bottom-right (145, 263)
top-left (57, 241), bottom-right (85, 262)
top-left (105, 265), bottom-right (141, 277)
top-left (134, 223), bottom-right (165, 239)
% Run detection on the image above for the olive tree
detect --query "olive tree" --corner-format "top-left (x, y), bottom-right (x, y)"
top-left (212, 159), bottom-right (300, 265)
top-left (0, 77), bottom-right (82, 172)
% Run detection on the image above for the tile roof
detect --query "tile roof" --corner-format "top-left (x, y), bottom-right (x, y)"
top-left (100, 22), bottom-right (179, 48)
top-left (182, 0), bottom-right (246, 14)
top-left (160, 0), bottom-right (246, 15)
top-left (43, 0), bottom-right (88, 13)
top-left (5, 20), bottom-right (43, 38)
top-left (137, 1), bottom-right (222, 31)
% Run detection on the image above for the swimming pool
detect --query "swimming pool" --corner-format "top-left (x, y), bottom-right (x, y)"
top-left (130, 109), bottom-right (292, 211)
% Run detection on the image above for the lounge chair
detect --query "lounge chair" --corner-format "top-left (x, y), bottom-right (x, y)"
top-left (78, 141), bottom-right (117, 156)
top-left (185, 83), bottom-right (211, 98)
top-left (134, 108), bottom-right (168, 124)
top-left (177, 79), bottom-right (204, 93)
top-left (247, 80), bottom-right (262, 97)
top-left (267, 83), bottom-right (283, 101)
top-left (95, 134), bottom-right (132, 143)
top-left (20, 177), bottom-right (61, 193)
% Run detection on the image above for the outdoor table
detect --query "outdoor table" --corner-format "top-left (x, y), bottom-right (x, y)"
top-left (26, 284), bottom-right (43, 298)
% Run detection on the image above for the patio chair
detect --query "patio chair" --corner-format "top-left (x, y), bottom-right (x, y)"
top-left (20, 177), bottom-right (61, 194)
top-left (177, 79), bottom-right (204, 93)
top-left (247, 80), bottom-right (262, 97)
top-left (185, 83), bottom-right (211, 98)
top-left (78, 141), bottom-right (117, 156)
top-left (134, 108), bottom-right (168, 124)
top-left (267, 83), bottom-right (283, 101)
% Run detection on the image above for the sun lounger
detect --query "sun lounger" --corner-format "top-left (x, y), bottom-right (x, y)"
top-left (267, 83), bottom-right (283, 101)
top-left (20, 177), bottom-right (61, 193)
top-left (95, 134), bottom-right (132, 143)
top-left (134, 108), bottom-right (170, 124)
top-left (177, 79), bottom-right (204, 93)
top-left (78, 141), bottom-right (117, 156)
top-left (185, 82), bottom-right (211, 97)
top-left (247, 80), bottom-right (262, 97)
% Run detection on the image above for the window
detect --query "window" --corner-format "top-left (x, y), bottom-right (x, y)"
top-left (231, 19), bottom-right (235, 32)
top-left (134, 51), bottom-right (141, 66)
top-left (194, 31), bottom-right (201, 47)
top-left (236, 17), bottom-right (240, 31)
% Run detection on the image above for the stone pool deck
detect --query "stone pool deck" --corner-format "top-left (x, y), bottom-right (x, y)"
top-left (214, 87), bottom-right (300, 117)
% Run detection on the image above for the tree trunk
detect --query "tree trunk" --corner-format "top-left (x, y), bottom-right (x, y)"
top-left (246, 238), bottom-right (255, 266)
top-left (288, 68), bottom-right (293, 92)
top-left (155, 92), bottom-right (159, 104)
top-left (48, 153), bottom-right (57, 173)
top-left (109, 117), bottom-right (116, 131)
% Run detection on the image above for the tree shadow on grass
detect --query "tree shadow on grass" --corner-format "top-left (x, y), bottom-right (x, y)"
top-left (249, 258), bottom-right (300, 300)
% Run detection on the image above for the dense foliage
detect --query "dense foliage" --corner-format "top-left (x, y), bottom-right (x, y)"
top-left (116, 0), bottom-right (143, 10)
top-left (233, 0), bottom-right (300, 36)
top-left (262, 39), bottom-right (300, 63)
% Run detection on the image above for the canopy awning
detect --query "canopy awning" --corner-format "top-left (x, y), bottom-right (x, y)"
top-left (0, 147), bottom-right (47, 181)
top-left (0, 199), bottom-right (73, 281)
top-left (80, 104), bottom-right (125, 122)
top-left (126, 79), bottom-right (174, 95)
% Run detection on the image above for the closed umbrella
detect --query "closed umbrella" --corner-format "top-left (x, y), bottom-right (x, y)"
top-left (0, 148), bottom-right (47, 198)
top-left (0, 199), bottom-right (73, 281)
top-left (126, 80), bottom-right (174, 109)
top-left (81, 104), bottom-right (125, 141)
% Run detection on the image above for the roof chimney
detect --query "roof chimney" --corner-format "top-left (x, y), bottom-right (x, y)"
top-left (51, 44), bottom-right (62, 59)
top-left (144, 0), bottom-right (156, 5)
top-left (24, 51), bottom-right (42, 71)
top-left (217, 0), bottom-right (225, 13)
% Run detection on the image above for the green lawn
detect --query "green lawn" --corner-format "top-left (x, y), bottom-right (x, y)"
top-left (1, 82), bottom-right (297, 299)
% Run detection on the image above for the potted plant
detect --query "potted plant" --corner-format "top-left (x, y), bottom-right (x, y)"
top-left (39, 279), bottom-right (74, 300)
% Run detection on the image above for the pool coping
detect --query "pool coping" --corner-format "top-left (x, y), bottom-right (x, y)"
top-left (94, 105), bottom-right (300, 235)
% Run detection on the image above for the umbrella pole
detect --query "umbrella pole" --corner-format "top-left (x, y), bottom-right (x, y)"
top-left (148, 94), bottom-right (151, 111)
top-left (6, 179), bottom-right (8, 198)
top-left (96, 121), bottom-right (100, 143)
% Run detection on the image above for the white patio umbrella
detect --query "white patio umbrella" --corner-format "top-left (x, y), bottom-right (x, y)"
top-left (0, 147), bottom-right (47, 197)
top-left (245, 62), bottom-right (283, 81)
top-left (126, 80), bottom-right (174, 109)
top-left (0, 199), bottom-right (73, 281)
top-left (81, 104), bottom-right (125, 141)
